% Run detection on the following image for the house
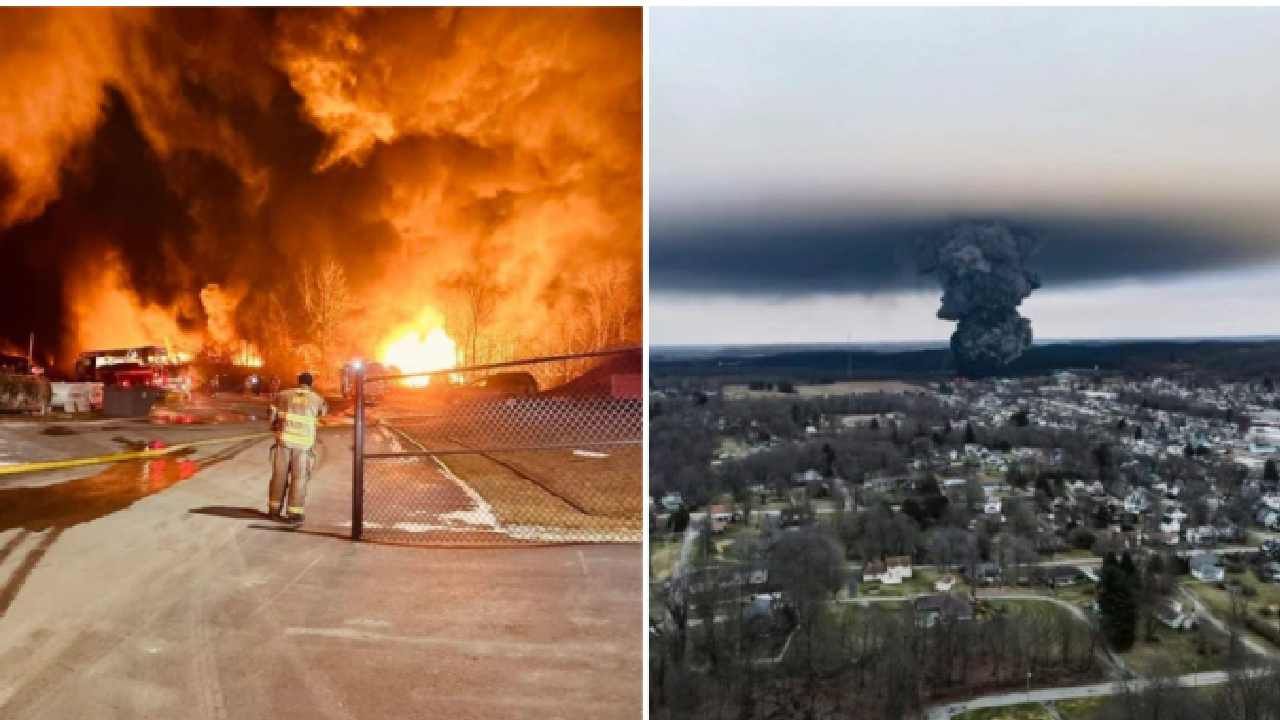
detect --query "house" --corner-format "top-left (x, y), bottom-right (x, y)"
top-left (863, 556), bottom-right (913, 585)
top-left (791, 468), bottom-right (823, 487)
top-left (971, 562), bottom-right (1003, 586)
top-left (1257, 509), bottom-right (1280, 531)
top-left (1185, 525), bottom-right (1216, 546)
top-left (914, 593), bottom-right (975, 627)
top-left (934, 575), bottom-right (957, 592)
top-left (659, 492), bottom-right (684, 512)
top-left (1257, 562), bottom-right (1280, 584)
top-left (1190, 552), bottom-right (1225, 582)
top-left (1040, 566), bottom-right (1082, 588)
top-left (708, 504), bottom-right (736, 533)
top-left (984, 497), bottom-right (1003, 515)
top-left (1155, 599), bottom-right (1198, 630)
top-left (1124, 489), bottom-right (1151, 515)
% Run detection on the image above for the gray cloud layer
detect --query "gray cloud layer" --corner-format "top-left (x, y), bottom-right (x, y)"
top-left (651, 211), bottom-right (1280, 296)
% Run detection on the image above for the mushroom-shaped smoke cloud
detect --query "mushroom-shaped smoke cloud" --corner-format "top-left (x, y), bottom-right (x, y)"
top-left (919, 222), bottom-right (1041, 376)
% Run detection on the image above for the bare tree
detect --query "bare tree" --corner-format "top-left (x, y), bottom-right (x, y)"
top-left (444, 268), bottom-right (501, 366)
top-left (582, 258), bottom-right (637, 350)
top-left (261, 290), bottom-right (296, 371)
top-left (298, 258), bottom-right (352, 384)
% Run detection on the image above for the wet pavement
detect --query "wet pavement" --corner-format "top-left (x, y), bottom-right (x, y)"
top-left (0, 394), bottom-right (276, 489)
top-left (0, 425), bottom-right (642, 720)
top-left (0, 440), bottom-right (259, 533)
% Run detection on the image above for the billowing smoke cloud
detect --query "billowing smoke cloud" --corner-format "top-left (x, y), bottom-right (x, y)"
top-left (650, 210), bottom-right (1280, 297)
top-left (0, 8), bottom-right (641, 369)
top-left (918, 222), bottom-right (1041, 375)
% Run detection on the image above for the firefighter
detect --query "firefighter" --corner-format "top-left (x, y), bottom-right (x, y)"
top-left (268, 371), bottom-right (328, 525)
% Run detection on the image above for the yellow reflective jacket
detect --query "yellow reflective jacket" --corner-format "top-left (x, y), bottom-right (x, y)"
top-left (272, 387), bottom-right (327, 450)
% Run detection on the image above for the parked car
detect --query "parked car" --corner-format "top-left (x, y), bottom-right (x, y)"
top-left (1257, 562), bottom-right (1280, 583)
top-left (455, 371), bottom-right (538, 401)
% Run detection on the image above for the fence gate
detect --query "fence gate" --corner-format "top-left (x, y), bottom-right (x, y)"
top-left (350, 348), bottom-right (642, 545)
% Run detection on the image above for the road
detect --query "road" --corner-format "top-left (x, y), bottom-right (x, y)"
top-left (0, 398), bottom-right (641, 719)
top-left (925, 670), bottom-right (1252, 720)
top-left (920, 583), bottom-right (1278, 719)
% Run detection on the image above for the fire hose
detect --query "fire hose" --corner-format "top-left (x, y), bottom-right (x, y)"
top-left (0, 431), bottom-right (273, 476)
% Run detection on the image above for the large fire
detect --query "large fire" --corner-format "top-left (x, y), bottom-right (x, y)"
top-left (0, 9), bottom-right (641, 373)
top-left (380, 325), bottom-right (458, 387)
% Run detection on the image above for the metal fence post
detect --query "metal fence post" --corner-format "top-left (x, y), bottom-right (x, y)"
top-left (352, 364), bottom-right (365, 540)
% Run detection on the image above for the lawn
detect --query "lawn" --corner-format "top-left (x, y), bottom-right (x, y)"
top-left (1045, 582), bottom-right (1097, 608)
top-left (955, 703), bottom-right (1054, 720)
top-left (1186, 579), bottom-right (1280, 651)
top-left (1054, 697), bottom-right (1107, 720)
top-left (1121, 621), bottom-right (1227, 676)
top-left (1189, 575), bottom-right (1280, 612)
top-left (650, 538), bottom-right (681, 582)
top-left (858, 568), bottom-right (943, 598)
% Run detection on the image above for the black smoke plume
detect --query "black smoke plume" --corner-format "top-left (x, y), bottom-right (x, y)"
top-left (918, 222), bottom-right (1041, 376)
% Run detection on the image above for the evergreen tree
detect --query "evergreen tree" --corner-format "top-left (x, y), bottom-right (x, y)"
top-left (1099, 551), bottom-right (1138, 651)
top-left (964, 422), bottom-right (976, 445)
top-left (1265, 459), bottom-right (1279, 484)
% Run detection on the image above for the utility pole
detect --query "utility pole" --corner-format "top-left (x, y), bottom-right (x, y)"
top-left (27, 332), bottom-right (34, 364)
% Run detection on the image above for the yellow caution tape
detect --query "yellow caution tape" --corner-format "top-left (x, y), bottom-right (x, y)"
top-left (0, 431), bottom-right (273, 476)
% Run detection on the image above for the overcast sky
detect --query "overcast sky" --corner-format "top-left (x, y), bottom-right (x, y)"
top-left (651, 7), bottom-right (1280, 345)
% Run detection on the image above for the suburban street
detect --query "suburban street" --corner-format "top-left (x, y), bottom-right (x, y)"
top-left (925, 670), bottom-right (1251, 720)
top-left (0, 402), bottom-right (641, 719)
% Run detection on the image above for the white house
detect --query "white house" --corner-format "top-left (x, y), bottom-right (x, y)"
top-left (1156, 599), bottom-right (1198, 630)
top-left (864, 556), bottom-right (913, 585)
top-left (1124, 489), bottom-right (1151, 515)
top-left (1190, 552), bottom-right (1225, 583)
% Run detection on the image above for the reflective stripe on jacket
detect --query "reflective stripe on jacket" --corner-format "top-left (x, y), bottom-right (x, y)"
top-left (275, 387), bottom-right (326, 449)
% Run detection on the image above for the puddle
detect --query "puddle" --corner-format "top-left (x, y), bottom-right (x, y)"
top-left (40, 426), bottom-right (77, 436)
top-left (110, 436), bottom-right (149, 452)
top-left (0, 451), bottom-right (199, 532)
top-left (148, 410), bottom-right (254, 425)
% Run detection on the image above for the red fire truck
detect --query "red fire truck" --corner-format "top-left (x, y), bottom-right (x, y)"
top-left (75, 346), bottom-right (193, 395)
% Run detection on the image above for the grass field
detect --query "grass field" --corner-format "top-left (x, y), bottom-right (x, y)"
top-left (1054, 697), bottom-right (1107, 720)
top-left (858, 568), bottom-right (943, 597)
top-left (1185, 579), bottom-right (1280, 651)
top-left (650, 538), bottom-right (681, 582)
top-left (1121, 621), bottom-right (1227, 676)
top-left (955, 703), bottom-right (1054, 720)
top-left (722, 380), bottom-right (928, 400)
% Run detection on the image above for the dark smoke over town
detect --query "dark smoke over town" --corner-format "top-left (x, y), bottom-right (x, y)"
top-left (918, 222), bottom-right (1041, 376)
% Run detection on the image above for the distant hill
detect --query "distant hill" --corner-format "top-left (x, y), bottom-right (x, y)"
top-left (651, 339), bottom-right (1280, 381)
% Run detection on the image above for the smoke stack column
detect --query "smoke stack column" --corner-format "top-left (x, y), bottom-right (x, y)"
top-left (919, 222), bottom-right (1041, 377)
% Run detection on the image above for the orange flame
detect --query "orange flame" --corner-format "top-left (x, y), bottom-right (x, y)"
top-left (379, 322), bottom-right (457, 388)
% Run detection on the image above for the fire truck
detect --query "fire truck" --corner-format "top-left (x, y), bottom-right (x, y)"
top-left (340, 359), bottom-right (391, 402)
top-left (75, 346), bottom-right (193, 396)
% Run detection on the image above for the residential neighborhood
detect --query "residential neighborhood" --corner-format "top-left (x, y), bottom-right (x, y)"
top-left (650, 368), bottom-right (1280, 719)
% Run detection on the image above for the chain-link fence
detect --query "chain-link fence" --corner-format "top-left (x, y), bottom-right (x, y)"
top-left (351, 348), bottom-right (642, 546)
